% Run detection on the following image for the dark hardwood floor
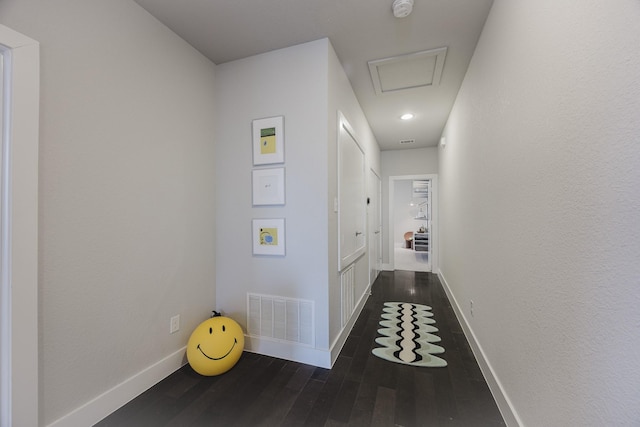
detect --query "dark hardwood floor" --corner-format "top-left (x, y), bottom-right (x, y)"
top-left (96, 271), bottom-right (505, 426)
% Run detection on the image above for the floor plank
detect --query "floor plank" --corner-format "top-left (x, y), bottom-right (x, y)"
top-left (371, 386), bottom-right (396, 427)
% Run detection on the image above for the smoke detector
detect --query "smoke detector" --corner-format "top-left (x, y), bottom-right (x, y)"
top-left (392, 0), bottom-right (414, 18)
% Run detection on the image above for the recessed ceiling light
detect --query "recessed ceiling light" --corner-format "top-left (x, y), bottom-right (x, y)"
top-left (400, 113), bottom-right (414, 120)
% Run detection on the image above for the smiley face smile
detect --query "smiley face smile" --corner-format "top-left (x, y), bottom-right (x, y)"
top-left (197, 338), bottom-right (238, 360)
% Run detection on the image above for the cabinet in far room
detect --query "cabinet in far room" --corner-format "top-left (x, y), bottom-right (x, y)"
top-left (413, 232), bottom-right (429, 252)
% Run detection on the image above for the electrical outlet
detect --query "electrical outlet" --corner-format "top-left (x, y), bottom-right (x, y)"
top-left (170, 315), bottom-right (180, 334)
top-left (470, 300), bottom-right (474, 317)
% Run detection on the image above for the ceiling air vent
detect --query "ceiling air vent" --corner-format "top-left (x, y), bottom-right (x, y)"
top-left (399, 139), bottom-right (415, 145)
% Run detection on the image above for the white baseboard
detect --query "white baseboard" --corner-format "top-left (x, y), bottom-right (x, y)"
top-left (437, 270), bottom-right (523, 427)
top-left (244, 335), bottom-right (332, 368)
top-left (47, 347), bottom-right (187, 427)
top-left (381, 263), bottom-right (394, 271)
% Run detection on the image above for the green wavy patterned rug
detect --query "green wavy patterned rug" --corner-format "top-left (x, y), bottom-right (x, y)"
top-left (372, 302), bottom-right (447, 367)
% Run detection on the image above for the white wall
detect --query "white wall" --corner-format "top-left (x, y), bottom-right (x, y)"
top-left (382, 147), bottom-right (439, 176)
top-left (439, 1), bottom-right (640, 426)
top-left (380, 147), bottom-right (438, 264)
top-left (0, 0), bottom-right (217, 425)
top-left (215, 38), bottom-right (380, 367)
top-left (214, 40), bottom-right (331, 362)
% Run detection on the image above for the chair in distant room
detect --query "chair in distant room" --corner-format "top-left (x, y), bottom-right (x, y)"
top-left (404, 231), bottom-right (413, 249)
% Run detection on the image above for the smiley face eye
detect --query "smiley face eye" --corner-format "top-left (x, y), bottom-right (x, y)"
top-left (209, 327), bottom-right (212, 334)
top-left (222, 325), bottom-right (226, 332)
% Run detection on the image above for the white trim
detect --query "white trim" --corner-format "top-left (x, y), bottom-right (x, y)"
top-left (329, 281), bottom-right (371, 366)
top-left (368, 47), bottom-right (448, 96)
top-left (388, 174), bottom-right (438, 272)
top-left (367, 168), bottom-right (382, 286)
top-left (0, 43), bottom-right (10, 427)
top-left (437, 270), bottom-right (523, 427)
top-left (0, 25), bottom-right (39, 427)
top-left (47, 347), bottom-right (187, 427)
top-left (381, 263), bottom-right (394, 271)
top-left (337, 111), bottom-right (366, 271)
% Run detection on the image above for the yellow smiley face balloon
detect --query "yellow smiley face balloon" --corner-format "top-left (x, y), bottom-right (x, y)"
top-left (186, 315), bottom-right (245, 376)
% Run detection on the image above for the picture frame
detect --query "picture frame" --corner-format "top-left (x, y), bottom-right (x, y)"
top-left (252, 167), bottom-right (285, 206)
top-left (252, 218), bottom-right (286, 256)
top-left (252, 116), bottom-right (284, 165)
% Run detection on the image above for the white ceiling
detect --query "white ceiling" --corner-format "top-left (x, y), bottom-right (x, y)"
top-left (133, 0), bottom-right (494, 150)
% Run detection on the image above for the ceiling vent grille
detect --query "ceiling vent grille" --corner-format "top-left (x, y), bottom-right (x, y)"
top-left (399, 139), bottom-right (415, 145)
top-left (368, 47), bottom-right (447, 96)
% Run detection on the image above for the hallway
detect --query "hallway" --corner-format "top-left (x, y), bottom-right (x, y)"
top-left (96, 271), bottom-right (504, 426)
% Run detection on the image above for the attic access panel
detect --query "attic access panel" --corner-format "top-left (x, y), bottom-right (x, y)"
top-left (368, 47), bottom-right (447, 95)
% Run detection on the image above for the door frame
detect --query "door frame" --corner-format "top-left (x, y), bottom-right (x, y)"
top-left (388, 174), bottom-right (438, 272)
top-left (368, 168), bottom-right (382, 285)
top-left (0, 25), bottom-right (40, 427)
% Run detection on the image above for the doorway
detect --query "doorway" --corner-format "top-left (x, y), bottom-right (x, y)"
top-left (388, 174), bottom-right (438, 272)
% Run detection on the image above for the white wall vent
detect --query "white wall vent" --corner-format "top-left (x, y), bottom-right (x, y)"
top-left (399, 139), bottom-right (415, 144)
top-left (341, 264), bottom-right (355, 327)
top-left (247, 293), bottom-right (314, 346)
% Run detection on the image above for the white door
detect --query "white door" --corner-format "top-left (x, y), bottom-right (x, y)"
top-left (337, 113), bottom-right (366, 270)
top-left (368, 169), bottom-right (382, 284)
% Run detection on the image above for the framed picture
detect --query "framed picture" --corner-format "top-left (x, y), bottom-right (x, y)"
top-left (252, 167), bottom-right (285, 206)
top-left (252, 218), bottom-right (286, 256)
top-left (252, 116), bottom-right (284, 165)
